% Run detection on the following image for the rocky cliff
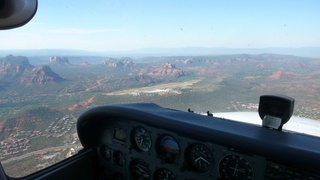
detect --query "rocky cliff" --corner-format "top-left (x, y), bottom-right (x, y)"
top-left (0, 55), bottom-right (34, 79)
top-left (49, 56), bottom-right (72, 66)
top-left (20, 65), bottom-right (64, 85)
top-left (149, 63), bottom-right (186, 77)
top-left (103, 58), bottom-right (134, 68)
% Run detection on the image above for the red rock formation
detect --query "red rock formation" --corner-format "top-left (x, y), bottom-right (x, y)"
top-left (0, 55), bottom-right (34, 78)
top-left (103, 58), bottom-right (134, 68)
top-left (81, 61), bottom-right (90, 66)
top-left (269, 71), bottom-right (296, 80)
top-left (20, 66), bottom-right (64, 85)
top-left (49, 56), bottom-right (72, 66)
top-left (149, 63), bottom-right (185, 77)
top-left (269, 71), bottom-right (282, 80)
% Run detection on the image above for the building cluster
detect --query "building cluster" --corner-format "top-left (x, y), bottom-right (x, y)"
top-left (0, 116), bottom-right (77, 160)
top-left (228, 101), bottom-right (259, 111)
top-left (0, 130), bottom-right (42, 159)
top-left (44, 116), bottom-right (75, 138)
top-left (0, 137), bottom-right (31, 158)
top-left (36, 145), bottom-right (82, 171)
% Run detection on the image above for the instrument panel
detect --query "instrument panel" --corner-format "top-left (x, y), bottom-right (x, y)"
top-left (97, 121), bottom-right (264, 179)
top-left (77, 103), bottom-right (320, 179)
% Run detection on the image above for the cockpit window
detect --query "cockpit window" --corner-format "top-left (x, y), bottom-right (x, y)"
top-left (0, 0), bottom-right (319, 178)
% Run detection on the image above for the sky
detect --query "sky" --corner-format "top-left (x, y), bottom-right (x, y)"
top-left (1, 0), bottom-right (320, 52)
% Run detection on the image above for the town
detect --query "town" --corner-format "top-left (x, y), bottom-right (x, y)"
top-left (0, 115), bottom-right (80, 161)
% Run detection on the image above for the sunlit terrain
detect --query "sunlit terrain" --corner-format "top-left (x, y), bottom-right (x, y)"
top-left (0, 53), bottom-right (319, 177)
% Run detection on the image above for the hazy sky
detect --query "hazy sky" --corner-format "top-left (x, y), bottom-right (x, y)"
top-left (1, 0), bottom-right (320, 51)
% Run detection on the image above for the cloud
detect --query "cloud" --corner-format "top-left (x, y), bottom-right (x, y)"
top-left (47, 28), bottom-right (122, 34)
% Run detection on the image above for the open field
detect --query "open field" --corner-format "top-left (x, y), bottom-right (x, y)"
top-left (105, 78), bottom-right (202, 96)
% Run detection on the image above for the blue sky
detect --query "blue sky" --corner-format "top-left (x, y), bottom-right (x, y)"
top-left (1, 0), bottom-right (320, 52)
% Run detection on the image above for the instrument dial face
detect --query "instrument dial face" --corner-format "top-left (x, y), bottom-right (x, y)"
top-left (130, 159), bottom-right (150, 180)
top-left (154, 168), bottom-right (176, 180)
top-left (157, 135), bottom-right (180, 163)
top-left (186, 143), bottom-right (214, 172)
top-left (131, 127), bottom-right (152, 152)
top-left (100, 145), bottom-right (112, 160)
top-left (113, 150), bottom-right (126, 167)
top-left (219, 154), bottom-right (254, 180)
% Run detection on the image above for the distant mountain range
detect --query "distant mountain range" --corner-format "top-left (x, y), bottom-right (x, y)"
top-left (124, 47), bottom-right (320, 58)
top-left (0, 55), bottom-right (189, 87)
top-left (1, 47), bottom-right (320, 58)
top-left (0, 53), bottom-right (319, 89)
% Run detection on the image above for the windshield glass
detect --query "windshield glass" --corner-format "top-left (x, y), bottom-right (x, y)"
top-left (0, 0), bottom-right (319, 178)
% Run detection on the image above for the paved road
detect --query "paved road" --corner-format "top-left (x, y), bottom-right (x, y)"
top-left (2, 144), bottom-right (82, 164)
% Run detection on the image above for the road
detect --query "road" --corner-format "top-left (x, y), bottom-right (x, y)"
top-left (229, 101), bottom-right (239, 111)
top-left (2, 144), bottom-right (82, 164)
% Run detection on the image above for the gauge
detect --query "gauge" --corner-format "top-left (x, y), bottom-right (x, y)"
top-left (154, 168), bottom-right (176, 180)
top-left (114, 128), bottom-right (127, 142)
top-left (157, 135), bottom-right (180, 163)
top-left (186, 143), bottom-right (214, 172)
top-left (113, 150), bottom-right (126, 167)
top-left (130, 159), bottom-right (150, 180)
top-left (100, 145), bottom-right (112, 160)
top-left (131, 127), bottom-right (152, 152)
top-left (219, 154), bottom-right (254, 180)
top-left (113, 173), bottom-right (124, 180)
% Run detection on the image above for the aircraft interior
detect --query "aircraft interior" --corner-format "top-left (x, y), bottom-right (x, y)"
top-left (1, 101), bottom-right (319, 179)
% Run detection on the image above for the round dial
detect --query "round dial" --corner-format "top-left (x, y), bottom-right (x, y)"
top-left (131, 127), bottom-right (152, 152)
top-left (100, 145), bottom-right (112, 160)
top-left (113, 150), bottom-right (126, 167)
top-left (157, 135), bottom-right (180, 163)
top-left (186, 143), bottom-right (214, 172)
top-left (154, 168), bottom-right (176, 180)
top-left (219, 154), bottom-right (254, 180)
top-left (130, 159), bottom-right (150, 180)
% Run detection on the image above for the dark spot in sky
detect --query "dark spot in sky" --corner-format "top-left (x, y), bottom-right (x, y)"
top-left (284, 24), bottom-right (286, 27)
top-left (180, 28), bottom-right (183, 31)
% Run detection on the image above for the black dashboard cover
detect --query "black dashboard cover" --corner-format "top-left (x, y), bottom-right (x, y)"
top-left (77, 103), bottom-right (320, 173)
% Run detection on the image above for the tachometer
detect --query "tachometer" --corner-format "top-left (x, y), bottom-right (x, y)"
top-left (130, 159), bottom-right (150, 180)
top-left (185, 143), bottom-right (214, 172)
top-left (131, 126), bottom-right (152, 152)
top-left (219, 154), bottom-right (254, 180)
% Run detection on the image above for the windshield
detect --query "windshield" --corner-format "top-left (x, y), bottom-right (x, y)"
top-left (0, 0), bottom-right (319, 178)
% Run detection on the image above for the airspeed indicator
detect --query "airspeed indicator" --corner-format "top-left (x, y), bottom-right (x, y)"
top-left (131, 126), bottom-right (152, 152)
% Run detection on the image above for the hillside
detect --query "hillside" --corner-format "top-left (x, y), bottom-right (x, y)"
top-left (0, 106), bottom-right (63, 140)
top-left (21, 66), bottom-right (65, 86)
top-left (0, 53), bottom-right (319, 177)
top-left (0, 55), bottom-right (65, 87)
top-left (0, 55), bottom-right (34, 79)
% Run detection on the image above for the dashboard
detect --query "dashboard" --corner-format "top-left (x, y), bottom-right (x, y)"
top-left (76, 103), bottom-right (320, 179)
